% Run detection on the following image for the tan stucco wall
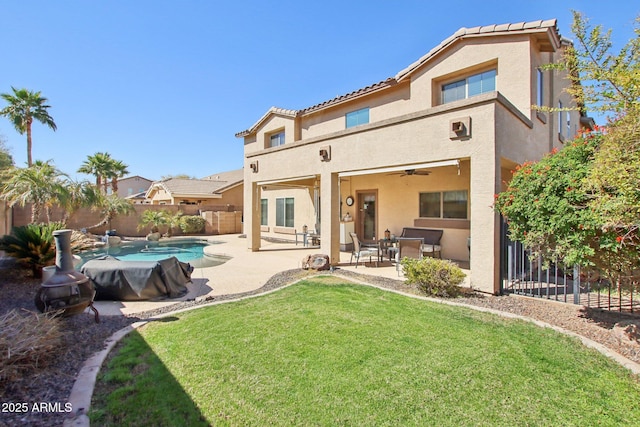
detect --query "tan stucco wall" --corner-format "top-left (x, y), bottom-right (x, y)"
top-left (241, 26), bottom-right (580, 294)
top-left (300, 83), bottom-right (412, 140)
top-left (259, 187), bottom-right (317, 239)
top-left (340, 161), bottom-right (470, 262)
top-left (249, 114), bottom-right (297, 154)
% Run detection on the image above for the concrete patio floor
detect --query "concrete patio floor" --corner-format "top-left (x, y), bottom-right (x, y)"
top-left (92, 233), bottom-right (471, 316)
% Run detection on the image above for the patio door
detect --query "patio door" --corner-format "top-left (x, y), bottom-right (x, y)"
top-left (357, 191), bottom-right (377, 241)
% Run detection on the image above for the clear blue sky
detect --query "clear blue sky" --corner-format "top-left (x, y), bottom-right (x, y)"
top-left (0, 1), bottom-right (636, 181)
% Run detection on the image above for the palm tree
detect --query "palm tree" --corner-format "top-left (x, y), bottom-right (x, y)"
top-left (78, 152), bottom-right (129, 193)
top-left (105, 158), bottom-right (129, 193)
top-left (84, 194), bottom-right (135, 231)
top-left (1, 160), bottom-right (67, 223)
top-left (77, 152), bottom-right (112, 191)
top-left (0, 87), bottom-right (57, 167)
top-left (57, 179), bottom-right (95, 226)
top-left (138, 209), bottom-right (167, 234)
top-left (164, 210), bottom-right (183, 237)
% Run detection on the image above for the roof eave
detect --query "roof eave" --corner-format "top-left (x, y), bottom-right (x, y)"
top-left (396, 19), bottom-right (559, 82)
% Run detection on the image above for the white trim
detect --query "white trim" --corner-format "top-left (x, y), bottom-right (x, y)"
top-left (257, 175), bottom-right (317, 186)
top-left (338, 160), bottom-right (459, 178)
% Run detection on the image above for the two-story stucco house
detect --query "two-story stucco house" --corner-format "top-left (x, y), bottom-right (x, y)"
top-left (236, 19), bottom-right (593, 294)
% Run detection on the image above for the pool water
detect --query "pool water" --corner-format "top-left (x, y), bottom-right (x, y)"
top-left (79, 240), bottom-right (230, 268)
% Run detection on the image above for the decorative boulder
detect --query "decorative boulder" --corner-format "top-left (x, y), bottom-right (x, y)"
top-left (146, 232), bottom-right (161, 241)
top-left (302, 254), bottom-right (331, 271)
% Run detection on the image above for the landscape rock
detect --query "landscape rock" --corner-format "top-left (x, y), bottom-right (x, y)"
top-left (301, 254), bottom-right (331, 271)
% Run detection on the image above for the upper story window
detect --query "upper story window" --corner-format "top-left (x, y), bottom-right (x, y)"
top-left (346, 108), bottom-right (370, 128)
top-left (270, 131), bottom-right (285, 147)
top-left (442, 69), bottom-right (496, 104)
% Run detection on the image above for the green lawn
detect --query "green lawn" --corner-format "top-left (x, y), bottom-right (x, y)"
top-left (91, 277), bottom-right (640, 426)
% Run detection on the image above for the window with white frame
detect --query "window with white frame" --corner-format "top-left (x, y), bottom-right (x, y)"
top-left (260, 199), bottom-right (268, 226)
top-left (346, 108), bottom-right (370, 128)
top-left (270, 131), bottom-right (285, 147)
top-left (276, 197), bottom-right (294, 227)
top-left (442, 70), bottom-right (496, 104)
top-left (419, 190), bottom-right (468, 219)
top-left (537, 68), bottom-right (544, 106)
top-left (558, 101), bottom-right (564, 138)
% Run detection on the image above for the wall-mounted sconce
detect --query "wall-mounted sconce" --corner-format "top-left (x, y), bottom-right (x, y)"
top-left (449, 116), bottom-right (471, 139)
top-left (250, 161), bottom-right (259, 173)
top-left (319, 145), bottom-right (331, 161)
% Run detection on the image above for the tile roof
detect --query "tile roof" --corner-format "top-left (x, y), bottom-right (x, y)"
top-left (395, 19), bottom-right (559, 81)
top-left (237, 19), bottom-right (560, 137)
top-left (147, 168), bottom-right (243, 200)
top-left (299, 78), bottom-right (397, 114)
top-left (201, 168), bottom-right (244, 185)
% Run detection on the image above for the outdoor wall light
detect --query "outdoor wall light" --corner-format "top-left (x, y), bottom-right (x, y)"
top-left (449, 116), bottom-right (471, 139)
top-left (319, 145), bottom-right (331, 161)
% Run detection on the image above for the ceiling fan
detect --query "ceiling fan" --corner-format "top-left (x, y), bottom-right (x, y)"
top-left (388, 169), bottom-right (431, 177)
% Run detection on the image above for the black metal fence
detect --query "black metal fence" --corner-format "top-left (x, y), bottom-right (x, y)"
top-left (501, 232), bottom-right (640, 314)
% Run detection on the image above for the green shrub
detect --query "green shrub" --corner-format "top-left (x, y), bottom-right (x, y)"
top-left (400, 257), bottom-right (466, 297)
top-left (0, 222), bottom-right (64, 277)
top-left (179, 215), bottom-right (206, 234)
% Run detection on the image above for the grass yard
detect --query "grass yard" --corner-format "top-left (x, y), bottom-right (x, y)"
top-left (91, 277), bottom-right (640, 426)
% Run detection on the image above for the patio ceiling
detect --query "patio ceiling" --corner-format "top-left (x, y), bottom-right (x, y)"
top-left (338, 160), bottom-right (460, 178)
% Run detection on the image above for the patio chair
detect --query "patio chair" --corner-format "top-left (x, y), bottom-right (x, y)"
top-left (395, 238), bottom-right (423, 276)
top-left (349, 232), bottom-right (379, 268)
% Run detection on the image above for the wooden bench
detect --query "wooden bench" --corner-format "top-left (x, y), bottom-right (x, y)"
top-left (400, 227), bottom-right (443, 258)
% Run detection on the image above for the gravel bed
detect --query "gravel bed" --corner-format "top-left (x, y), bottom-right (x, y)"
top-left (1, 262), bottom-right (639, 426)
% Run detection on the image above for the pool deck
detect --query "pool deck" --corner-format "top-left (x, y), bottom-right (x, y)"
top-left (92, 234), bottom-right (470, 316)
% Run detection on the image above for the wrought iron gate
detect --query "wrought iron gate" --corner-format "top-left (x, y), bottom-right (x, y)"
top-left (500, 219), bottom-right (639, 313)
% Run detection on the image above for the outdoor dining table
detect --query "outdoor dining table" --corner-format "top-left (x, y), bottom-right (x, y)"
top-left (360, 238), bottom-right (398, 263)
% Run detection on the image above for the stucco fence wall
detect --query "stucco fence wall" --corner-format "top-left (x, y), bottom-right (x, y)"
top-left (8, 204), bottom-right (243, 237)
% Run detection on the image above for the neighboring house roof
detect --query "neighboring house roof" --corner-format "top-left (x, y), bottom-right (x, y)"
top-left (125, 191), bottom-right (147, 200)
top-left (201, 168), bottom-right (244, 185)
top-left (119, 175), bottom-right (153, 183)
top-left (147, 168), bottom-right (244, 200)
top-left (236, 18), bottom-right (560, 137)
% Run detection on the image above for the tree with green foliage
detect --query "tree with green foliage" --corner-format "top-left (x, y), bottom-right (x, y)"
top-left (78, 152), bottom-right (129, 193)
top-left (105, 158), bottom-right (129, 193)
top-left (0, 87), bottom-right (56, 167)
top-left (1, 160), bottom-right (67, 223)
top-left (84, 193), bottom-right (135, 231)
top-left (0, 137), bottom-right (14, 189)
top-left (0, 222), bottom-right (64, 277)
top-left (164, 210), bottom-right (183, 237)
top-left (57, 179), bottom-right (97, 226)
top-left (138, 209), bottom-right (167, 234)
top-left (497, 12), bottom-right (640, 287)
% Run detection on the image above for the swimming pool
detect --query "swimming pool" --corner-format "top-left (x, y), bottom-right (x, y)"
top-left (78, 239), bottom-right (230, 268)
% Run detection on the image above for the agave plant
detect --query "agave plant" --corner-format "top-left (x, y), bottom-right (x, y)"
top-left (0, 222), bottom-right (64, 277)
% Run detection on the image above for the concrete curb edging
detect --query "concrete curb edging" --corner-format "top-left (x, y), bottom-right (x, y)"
top-left (63, 272), bottom-right (640, 426)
